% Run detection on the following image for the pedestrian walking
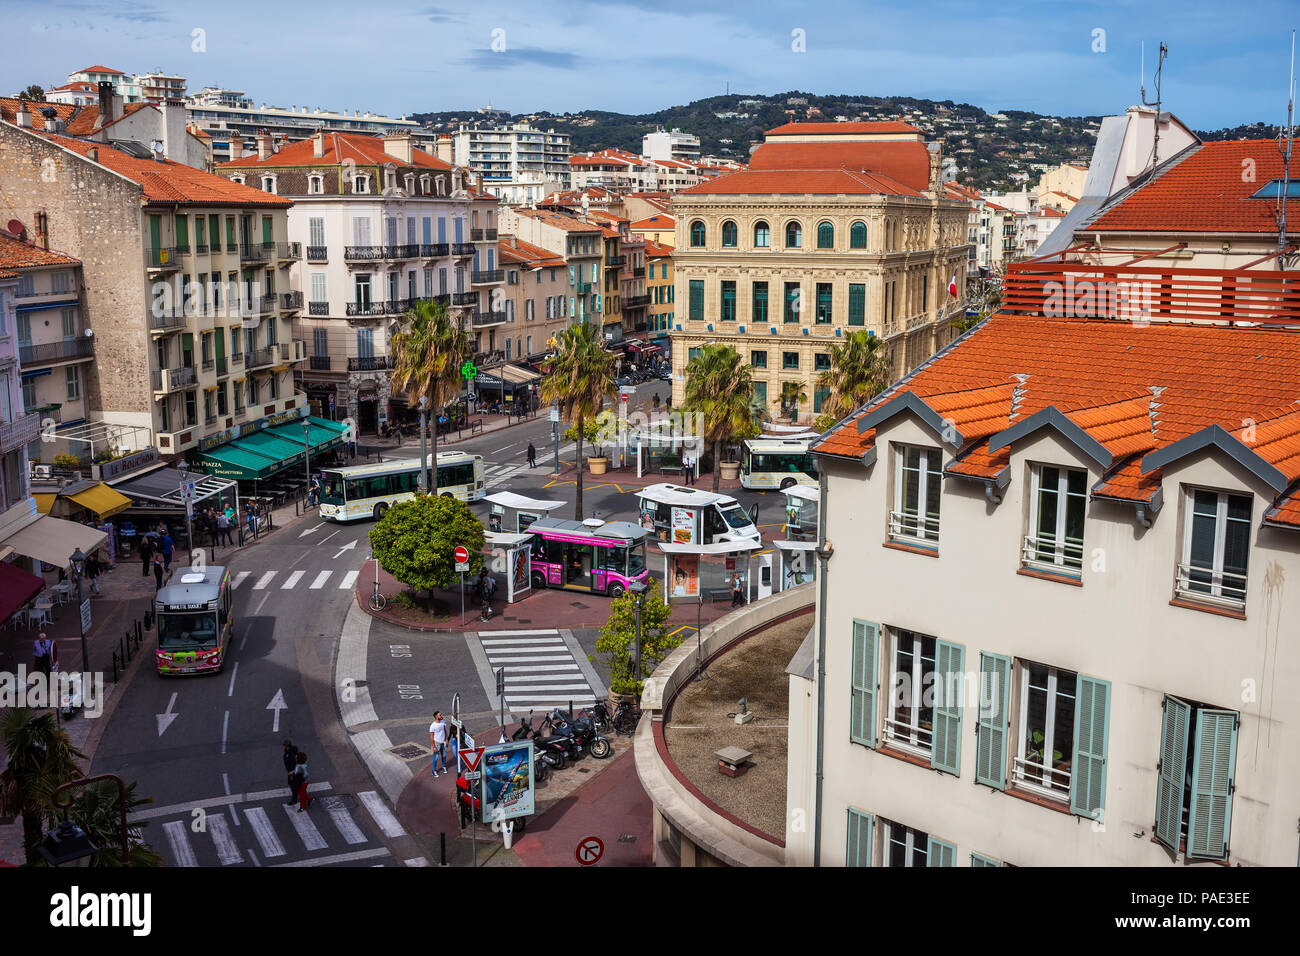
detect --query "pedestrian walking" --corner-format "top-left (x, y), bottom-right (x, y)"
top-left (86, 553), bottom-right (102, 595)
top-left (731, 573), bottom-right (746, 608)
top-left (152, 551), bottom-right (165, 591)
top-left (294, 751), bottom-right (314, 812)
top-left (160, 531), bottom-right (174, 571)
top-left (139, 534), bottom-right (154, 577)
top-left (527, 442), bottom-right (537, 468)
top-left (309, 475), bottom-right (321, 507)
top-left (429, 712), bottom-right (448, 777)
top-left (217, 509), bottom-right (232, 546)
top-left (33, 633), bottom-right (54, 678)
top-left (282, 739), bottom-right (299, 804)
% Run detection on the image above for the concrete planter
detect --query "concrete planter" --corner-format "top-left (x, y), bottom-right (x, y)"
top-left (589, 456), bottom-right (609, 475)
top-left (719, 460), bottom-right (741, 480)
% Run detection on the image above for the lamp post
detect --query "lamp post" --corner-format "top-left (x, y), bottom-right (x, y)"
top-left (628, 581), bottom-right (648, 684)
top-left (418, 396), bottom-right (429, 493)
top-left (303, 418), bottom-right (312, 508)
top-left (41, 774), bottom-right (132, 866)
top-left (69, 547), bottom-right (88, 674)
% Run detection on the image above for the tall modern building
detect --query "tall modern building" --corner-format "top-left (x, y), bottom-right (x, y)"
top-left (451, 120), bottom-right (572, 200)
top-left (643, 128), bottom-right (701, 163)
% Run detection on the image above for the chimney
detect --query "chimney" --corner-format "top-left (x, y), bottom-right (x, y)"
top-left (256, 130), bottom-right (272, 161)
top-left (312, 130), bottom-right (324, 158)
top-left (35, 211), bottom-right (49, 251)
top-left (161, 98), bottom-right (187, 161)
top-left (16, 108), bottom-right (31, 129)
top-left (88, 146), bottom-right (98, 163)
top-left (382, 133), bottom-right (413, 164)
top-left (97, 81), bottom-right (115, 124)
top-left (435, 134), bottom-right (454, 165)
top-left (230, 135), bottom-right (244, 159)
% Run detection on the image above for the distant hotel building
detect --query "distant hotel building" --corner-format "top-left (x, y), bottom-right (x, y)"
top-left (642, 128), bottom-right (701, 163)
top-left (449, 120), bottom-right (573, 203)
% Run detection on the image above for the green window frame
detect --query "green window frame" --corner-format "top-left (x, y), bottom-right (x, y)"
top-left (720, 280), bottom-right (736, 321)
top-left (688, 347), bottom-right (702, 362)
top-left (815, 283), bottom-right (832, 324)
top-left (753, 220), bottom-right (770, 247)
top-left (848, 284), bottom-right (866, 326)
top-left (1069, 675), bottom-right (1111, 820)
top-left (261, 216), bottom-right (273, 245)
top-left (209, 214), bottom-right (220, 249)
top-left (813, 386), bottom-right (829, 413)
top-left (976, 652), bottom-right (1011, 790)
top-left (970, 852), bottom-right (1001, 867)
top-left (721, 221), bottom-right (737, 247)
top-left (850, 220), bottom-right (868, 249)
top-left (752, 281), bottom-right (768, 323)
top-left (175, 215), bottom-right (189, 252)
top-left (846, 808), bottom-right (873, 867)
top-left (689, 220), bottom-right (706, 247)
top-left (783, 282), bottom-right (800, 323)
top-left (688, 280), bottom-right (704, 321)
top-left (751, 350), bottom-right (767, 369)
top-left (752, 380), bottom-right (766, 408)
top-left (1154, 695), bottom-right (1191, 853)
top-left (816, 221), bottom-right (834, 249)
top-left (927, 836), bottom-right (956, 867)
top-left (931, 640), bottom-right (965, 775)
top-left (814, 353), bottom-right (830, 371)
top-left (785, 221), bottom-right (802, 248)
top-left (782, 351), bottom-right (799, 370)
top-left (850, 620), bottom-right (878, 747)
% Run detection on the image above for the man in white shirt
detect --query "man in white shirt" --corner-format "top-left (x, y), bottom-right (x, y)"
top-left (33, 634), bottom-right (54, 677)
top-left (429, 712), bottom-right (448, 777)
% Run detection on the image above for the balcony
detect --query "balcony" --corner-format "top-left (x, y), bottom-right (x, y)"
top-left (472, 311), bottom-right (507, 327)
top-left (205, 412), bottom-right (217, 426)
top-left (451, 242), bottom-right (475, 256)
top-left (240, 243), bottom-right (272, 264)
top-left (276, 242), bottom-right (302, 261)
top-left (149, 309), bottom-right (186, 334)
top-left (151, 366), bottom-right (197, 393)
top-left (1174, 563), bottom-right (1247, 612)
top-left (607, 255), bottom-right (626, 267)
top-left (632, 266), bottom-right (646, 278)
top-left (281, 291), bottom-right (303, 311)
top-left (147, 247), bottom-right (180, 271)
top-left (195, 242), bottom-right (210, 256)
top-left (386, 244), bottom-right (420, 260)
top-left (344, 246), bottom-right (386, 261)
top-left (471, 228), bottom-right (498, 241)
top-left (253, 295), bottom-right (277, 315)
top-left (472, 269), bottom-right (504, 285)
top-left (422, 242), bottom-right (450, 258)
top-left (347, 355), bottom-right (394, 371)
top-left (201, 357), bottom-right (214, 373)
top-left (18, 337), bottom-right (96, 367)
top-left (887, 510), bottom-right (940, 549)
top-left (231, 351), bottom-right (244, 367)
top-left (246, 346), bottom-right (278, 369)
top-left (309, 355), bottom-right (332, 371)
top-left (576, 281), bottom-right (593, 293)
top-left (0, 411), bottom-right (40, 454)
top-left (306, 246), bottom-right (328, 262)
top-left (308, 301), bottom-right (330, 316)
top-left (345, 301), bottom-right (387, 317)
top-left (225, 241), bottom-right (239, 254)
top-left (432, 294), bottom-right (451, 306)
top-left (386, 298), bottom-right (414, 315)
top-left (289, 341), bottom-right (305, 363)
top-left (624, 294), bottom-right (651, 309)
top-left (452, 291), bottom-right (478, 306)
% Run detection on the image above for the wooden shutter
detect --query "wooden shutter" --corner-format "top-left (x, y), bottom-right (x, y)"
top-left (930, 640), bottom-right (964, 775)
top-left (1153, 696), bottom-right (1192, 852)
top-left (970, 852), bottom-right (1001, 867)
top-left (1187, 709), bottom-right (1238, 861)
top-left (849, 620), bottom-right (878, 747)
top-left (1070, 675), bottom-right (1111, 819)
top-left (845, 808), bottom-right (873, 867)
top-left (927, 836), bottom-right (956, 867)
top-left (976, 652), bottom-right (1010, 789)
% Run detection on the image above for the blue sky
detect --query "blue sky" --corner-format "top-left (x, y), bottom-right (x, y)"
top-left (6, 0), bottom-right (1296, 130)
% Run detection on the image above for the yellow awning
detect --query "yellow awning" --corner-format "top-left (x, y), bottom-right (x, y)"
top-left (34, 493), bottom-right (57, 515)
top-left (66, 483), bottom-right (132, 519)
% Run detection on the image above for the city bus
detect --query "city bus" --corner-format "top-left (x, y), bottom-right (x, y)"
top-left (740, 438), bottom-right (819, 490)
top-left (636, 483), bottom-right (760, 546)
top-left (524, 517), bottom-right (649, 597)
top-left (154, 566), bottom-right (233, 676)
top-left (318, 452), bottom-right (486, 522)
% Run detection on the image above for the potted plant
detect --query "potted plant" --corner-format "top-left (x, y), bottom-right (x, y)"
top-left (591, 584), bottom-right (677, 701)
top-left (567, 413), bottom-right (615, 475)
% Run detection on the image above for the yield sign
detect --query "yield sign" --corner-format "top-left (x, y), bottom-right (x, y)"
top-left (459, 746), bottom-right (485, 773)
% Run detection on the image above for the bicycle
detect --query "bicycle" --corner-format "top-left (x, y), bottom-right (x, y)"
top-left (369, 581), bottom-right (387, 611)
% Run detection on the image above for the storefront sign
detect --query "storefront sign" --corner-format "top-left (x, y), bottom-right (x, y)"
top-left (96, 447), bottom-right (158, 481)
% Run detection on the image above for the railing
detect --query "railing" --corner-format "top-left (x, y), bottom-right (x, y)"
top-left (1012, 756), bottom-right (1072, 800)
top-left (276, 242), bottom-right (302, 260)
top-left (1174, 563), bottom-right (1248, 610)
top-left (201, 357), bottom-right (215, 372)
top-left (1022, 534), bottom-right (1084, 574)
top-left (151, 366), bottom-right (197, 392)
top-left (306, 246), bottom-right (328, 261)
top-left (471, 228), bottom-right (499, 241)
top-left (471, 311), bottom-right (507, 327)
top-left (887, 509), bottom-right (940, 546)
top-left (347, 355), bottom-right (393, 371)
top-left (19, 338), bottom-right (95, 365)
top-left (147, 247), bottom-right (179, 269)
top-left (216, 356), bottom-right (228, 376)
top-left (239, 243), bottom-right (272, 263)
top-left (452, 291), bottom-right (478, 305)
top-left (231, 351), bottom-right (244, 366)
top-left (247, 346), bottom-right (278, 368)
top-left (387, 298), bottom-right (415, 314)
top-left (0, 411), bottom-right (40, 453)
top-left (309, 301), bottom-right (330, 316)
top-left (607, 255), bottom-right (626, 267)
top-left (883, 717), bottom-right (933, 754)
top-left (309, 355), bottom-right (332, 370)
top-left (422, 243), bottom-right (450, 258)
top-left (624, 294), bottom-right (651, 308)
top-left (226, 240), bottom-right (239, 253)
top-left (233, 404), bottom-right (246, 418)
top-left (344, 246), bottom-right (385, 261)
top-left (432, 294), bottom-right (451, 306)
top-left (254, 295), bottom-right (277, 315)
top-left (281, 291), bottom-right (303, 310)
top-left (345, 301), bottom-right (386, 317)
top-left (195, 242), bottom-right (210, 256)
top-left (386, 244), bottom-right (420, 259)
top-left (472, 269), bottom-right (504, 284)
top-left (451, 242), bottom-right (475, 256)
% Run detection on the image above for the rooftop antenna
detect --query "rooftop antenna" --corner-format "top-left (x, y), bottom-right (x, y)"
top-left (1278, 30), bottom-right (1296, 265)
top-left (1140, 41), bottom-right (1168, 169)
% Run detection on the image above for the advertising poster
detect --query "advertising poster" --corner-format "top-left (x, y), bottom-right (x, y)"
top-left (480, 740), bottom-right (535, 822)
top-left (782, 548), bottom-right (813, 590)
top-left (670, 553), bottom-right (699, 598)
top-left (511, 545), bottom-right (530, 598)
top-left (671, 506), bottom-right (695, 545)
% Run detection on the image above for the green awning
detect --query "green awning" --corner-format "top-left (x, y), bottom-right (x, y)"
top-left (236, 429), bottom-right (307, 470)
top-left (195, 416), bottom-right (349, 481)
top-left (195, 444), bottom-right (281, 481)
top-left (265, 416), bottom-right (348, 454)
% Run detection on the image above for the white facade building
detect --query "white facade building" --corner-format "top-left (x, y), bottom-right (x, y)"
top-left (451, 121), bottom-right (572, 197)
top-left (642, 128), bottom-right (701, 163)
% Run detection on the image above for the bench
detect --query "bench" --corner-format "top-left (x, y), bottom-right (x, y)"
top-left (658, 455), bottom-right (683, 475)
top-left (706, 587), bottom-right (733, 604)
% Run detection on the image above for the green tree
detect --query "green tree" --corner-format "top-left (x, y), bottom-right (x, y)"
top-left (593, 585), bottom-right (678, 696)
top-left (563, 409), bottom-right (617, 460)
top-left (390, 299), bottom-right (471, 496)
top-left (540, 322), bottom-right (616, 520)
top-left (16, 84), bottom-right (44, 103)
top-left (815, 329), bottom-right (892, 421)
top-left (1, 708), bottom-right (85, 863)
top-left (66, 779), bottom-right (163, 867)
top-left (369, 494), bottom-right (486, 609)
top-left (682, 343), bottom-right (754, 492)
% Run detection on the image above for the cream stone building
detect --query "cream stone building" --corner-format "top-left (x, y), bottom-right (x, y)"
top-left (669, 122), bottom-right (970, 421)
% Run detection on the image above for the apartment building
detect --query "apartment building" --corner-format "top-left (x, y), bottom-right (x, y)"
top-left (643, 128), bottom-right (701, 163)
top-left (497, 207), bottom-right (604, 329)
top-left (570, 149), bottom-right (706, 194)
top-left (0, 123), bottom-right (306, 463)
top-left (1035, 162), bottom-right (1088, 211)
top-left (0, 267), bottom-right (38, 541)
top-left (451, 120), bottom-right (572, 199)
top-left (581, 210), bottom-right (648, 341)
top-left (944, 182), bottom-right (1014, 273)
top-left (629, 213), bottom-right (675, 247)
top-left (220, 131), bottom-right (504, 431)
top-left (499, 235), bottom-right (572, 361)
top-left (644, 240), bottom-right (674, 343)
top-left (669, 121), bottom-right (970, 420)
top-left (787, 256), bottom-right (1300, 867)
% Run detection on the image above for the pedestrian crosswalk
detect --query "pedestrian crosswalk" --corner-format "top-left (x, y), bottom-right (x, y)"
top-left (233, 569), bottom-right (357, 592)
top-left (137, 785), bottom-right (413, 868)
top-left (476, 629), bottom-right (598, 712)
top-left (484, 462), bottom-right (532, 488)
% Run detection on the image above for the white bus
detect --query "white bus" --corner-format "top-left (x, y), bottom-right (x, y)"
top-left (319, 452), bottom-right (485, 522)
top-left (741, 438), bottom-right (819, 490)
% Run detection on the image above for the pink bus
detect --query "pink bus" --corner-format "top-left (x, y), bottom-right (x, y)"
top-left (525, 517), bottom-right (649, 597)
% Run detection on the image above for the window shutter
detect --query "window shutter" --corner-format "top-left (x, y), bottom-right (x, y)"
top-left (845, 808), bottom-right (873, 867)
top-left (849, 620), bottom-right (878, 747)
top-left (976, 652), bottom-right (1010, 789)
top-left (1153, 696), bottom-right (1192, 852)
top-left (927, 837), bottom-right (956, 867)
top-left (1187, 709), bottom-right (1237, 861)
top-left (1069, 675), bottom-right (1111, 819)
top-left (970, 852), bottom-right (1001, 868)
top-left (930, 640), bottom-right (964, 775)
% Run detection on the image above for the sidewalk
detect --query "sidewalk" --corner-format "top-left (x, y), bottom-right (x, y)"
top-left (374, 409), bottom-right (540, 451)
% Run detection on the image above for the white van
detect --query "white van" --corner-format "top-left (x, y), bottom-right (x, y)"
top-left (636, 483), bottom-right (760, 546)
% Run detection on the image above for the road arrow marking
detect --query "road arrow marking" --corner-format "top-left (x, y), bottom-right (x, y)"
top-left (156, 692), bottom-right (179, 736)
top-left (299, 524), bottom-right (323, 538)
top-left (267, 689), bottom-right (287, 732)
top-left (333, 539), bottom-right (358, 559)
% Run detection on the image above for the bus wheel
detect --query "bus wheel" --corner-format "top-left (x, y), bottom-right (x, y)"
top-left (779, 477), bottom-right (797, 490)
top-left (373, 503), bottom-right (388, 521)
top-left (531, 572), bottom-right (547, 591)
top-left (608, 582), bottom-right (626, 598)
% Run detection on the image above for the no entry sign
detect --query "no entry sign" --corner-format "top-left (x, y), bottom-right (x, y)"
top-left (454, 545), bottom-right (470, 564)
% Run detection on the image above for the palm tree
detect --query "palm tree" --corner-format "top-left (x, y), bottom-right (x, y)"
top-left (682, 344), bottom-right (754, 492)
top-left (815, 329), bottom-right (892, 420)
top-left (541, 322), bottom-right (616, 520)
top-left (1, 708), bottom-right (85, 864)
top-left (68, 779), bottom-right (163, 867)
top-left (780, 381), bottom-right (808, 422)
top-left (390, 299), bottom-right (472, 496)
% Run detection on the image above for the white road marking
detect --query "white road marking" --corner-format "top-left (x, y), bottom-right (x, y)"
top-left (404, 857), bottom-right (430, 867)
top-left (244, 807), bottom-right (286, 858)
top-left (358, 791), bottom-right (406, 838)
top-left (282, 803), bottom-right (328, 851)
top-left (208, 812), bottom-right (243, 865)
top-left (333, 540), bottom-right (358, 559)
top-left (221, 710), bottom-right (229, 755)
top-left (162, 821), bottom-right (197, 867)
top-left (338, 570), bottom-right (358, 590)
top-left (272, 848), bottom-right (389, 867)
top-left (318, 529), bottom-right (342, 546)
top-left (482, 629), bottom-right (560, 637)
top-left (130, 783), bottom-right (332, 822)
top-left (309, 570), bottom-right (332, 589)
top-left (239, 624), bottom-right (251, 651)
top-left (267, 689), bottom-right (287, 732)
top-left (226, 661), bottom-right (238, 697)
top-left (328, 806), bottom-right (368, 845)
top-left (497, 663), bottom-right (580, 672)
top-left (253, 572), bottom-right (276, 590)
top-left (254, 592), bottom-right (271, 615)
top-left (281, 570), bottom-right (305, 589)
top-left (299, 524), bottom-right (324, 538)
top-left (482, 645), bottom-right (566, 654)
top-left (232, 571), bottom-right (251, 589)
top-left (504, 681), bottom-right (592, 690)
top-left (486, 654), bottom-right (575, 663)
top-left (222, 772), bottom-right (231, 795)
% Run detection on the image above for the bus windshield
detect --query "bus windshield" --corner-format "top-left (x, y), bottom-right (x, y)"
top-left (321, 473), bottom-right (346, 504)
top-left (720, 505), bottom-right (753, 530)
top-left (750, 452), bottom-right (817, 476)
top-left (158, 611), bottom-right (219, 648)
top-left (627, 542), bottom-right (646, 576)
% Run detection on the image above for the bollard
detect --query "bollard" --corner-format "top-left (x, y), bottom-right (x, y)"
top-left (124, 631), bottom-right (133, 662)
top-left (440, 832), bottom-right (447, 867)
top-left (119, 635), bottom-right (126, 664)
top-left (135, 619), bottom-right (142, 644)
top-left (110, 650), bottom-right (118, 683)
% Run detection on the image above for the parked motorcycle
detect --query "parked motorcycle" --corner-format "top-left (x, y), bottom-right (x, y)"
top-left (549, 706), bottom-right (612, 759)
top-left (523, 713), bottom-right (576, 769)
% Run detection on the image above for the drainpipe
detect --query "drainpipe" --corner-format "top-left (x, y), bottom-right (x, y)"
top-left (812, 468), bottom-right (830, 866)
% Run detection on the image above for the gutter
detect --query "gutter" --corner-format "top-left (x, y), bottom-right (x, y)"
top-left (812, 467), bottom-right (830, 866)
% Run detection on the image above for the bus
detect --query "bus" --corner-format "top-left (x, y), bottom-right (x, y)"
top-left (155, 566), bottom-right (233, 676)
top-left (741, 438), bottom-right (819, 490)
top-left (525, 517), bottom-right (649, 597)
top-left (636, 483), bottom-right (760, 546)
top-left (319, 452), bottom-right (485, 522)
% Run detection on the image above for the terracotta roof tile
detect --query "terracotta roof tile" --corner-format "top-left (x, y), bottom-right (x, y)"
top-left (75, 66), bottom-right (124, 75)
top-left (746, 140), bottom-right (932, 193)
top-left (678, 166), bottom-right (921, 197)
top-left (218, 132), bottom-right (452, 171)
top-left (630, 214), bottom-right (675, 230)
top-left (765, 121), bottom-right (923, 136)
top-left (0, 98), bottom-right (78, 131)
top-left (0, 235), bottom-right (81, 269)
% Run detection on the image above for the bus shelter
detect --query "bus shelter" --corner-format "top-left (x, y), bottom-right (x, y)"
top-left (484, 531), bottom-right (533, 603)
top-left (782, 485), bottom-right (819, 541)
top-left (483, 492), bottom-right (566, 534)
top-left (627, 420), bottom-right (704, 478)
top-left (772, 540), bottom-right (817, 591)
top-left (653, 539), bottom-right (763, 604)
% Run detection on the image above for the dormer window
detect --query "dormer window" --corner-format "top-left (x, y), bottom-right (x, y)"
top-left (420, 174), bottom-right (431, 194)
top-left (308, 175), bottom-right (324, 195)
top-left (1023, 465), bottom-right (1086, 577)
top-left (385, 169), bottom-right (396, 192)
top-left (231, 174), bottom-right (246, 186)
top-left (890, 445), bottom-right (942, 548)
top-left (354, 175), bottom-right (370, 194)
top-left (261, 176), bottom-right (276, 194)
top-left (404, 173), bottom-right (415, 194)
top-left (1175, 488), bottom-right (1251, 612)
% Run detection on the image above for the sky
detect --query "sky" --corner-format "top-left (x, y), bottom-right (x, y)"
top-left (5, 0), bottom-right (1297, 131)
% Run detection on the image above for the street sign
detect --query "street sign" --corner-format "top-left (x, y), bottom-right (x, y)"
top-left (463, 771), bottom-right (481, 782)
top-left (576, 836), bottom-right (604, 866)
top-left (179, 480), bottom-right (196, 503)
top-left (549, 407), bottom-right (560, 423)
top-left (620, 391), bottom-right (628, 403)
top-left (455, 560), bottom-right (469, 573)
top-left (454, 545), bottom-right (470, 564)
top-left (460, 746), bottom-right (485, 773)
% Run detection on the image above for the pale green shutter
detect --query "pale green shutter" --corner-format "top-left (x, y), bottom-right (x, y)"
top-left (846, 808), bottom-right (873, 867)
top-left (976, 652), bottom-right (1011, 789)
top-left (1187, 709), bottom-right (1238, 861)
top-left (1153, 696), bottom-right (1192, 852)
top-left (931, 640), bottom-right (964, 775)
top-left (927, 836), bottom-right (956, 867)
top-left (970, 852), bottom-right (1001, 867)
top-left (850, 620), bottom-right (878, 747)
top-left (1070, 676), bottom-right (1111, 819)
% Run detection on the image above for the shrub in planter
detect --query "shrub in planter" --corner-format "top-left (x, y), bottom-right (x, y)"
top-left (591, 583), bottom-right (676, 697)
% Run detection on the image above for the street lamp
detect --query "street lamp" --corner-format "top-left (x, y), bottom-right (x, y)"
top-left (40, 774), bottom-right (132, 866)
top-left (418, 396), bottom-right (429, 493)
top-left (628, 581), bottom-right (648, 684)
top-left (69, 547), bottom-right (88, 674)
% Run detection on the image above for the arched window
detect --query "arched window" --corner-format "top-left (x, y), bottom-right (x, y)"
top-left (850, 220), bottom-right (868, 249)
top-left (754, 221), bottom-right (770, 248)
top-left (785, 221), bottom-right (802, 249)
top-left (816, 221), bottom-right (834, 249)
top-left (690, 220), bottom-right (706, 247)
top-left (721, 220), bottom-right (738, 247)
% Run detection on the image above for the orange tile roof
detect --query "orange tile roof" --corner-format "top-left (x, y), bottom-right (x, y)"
top-left (678, 166), bottom-right (921, 197)
top-left (76, 66), bottom-right (124, 75)
top-left (1040, 207), bottom-right (1066, 218)
top-left (218, 132), bottom-right (452, 171)
top-left (643, 239), bottom-right (674, 257)
top-left (1265, 488), bottom-right (1300, 527)
top-left (497, 234), bottom-right (564, 267)
top-left (50, 82), bottom-right (98, 93)
top-left (0, 98), bottom-right (78, 131)
top-left (747, 140), bottom-right (932, 192)
top-left (0, 234), bottom-right (81, 270)
top-left (630, 214), bottom-right (675, 230)
top-left (765, 121), bottom-right (923, 136)
top-left (510, 208), bottom-right (602, 233)
top-left (45, 134), bottom-right (292, 207)
top-left (1087, 139), bottom-right (1299, 234)
top-left (63, 101), bottom-right (152, 136)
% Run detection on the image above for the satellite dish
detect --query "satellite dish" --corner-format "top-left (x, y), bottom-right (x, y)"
top-left (5, 220), bottom-right (25, 239)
